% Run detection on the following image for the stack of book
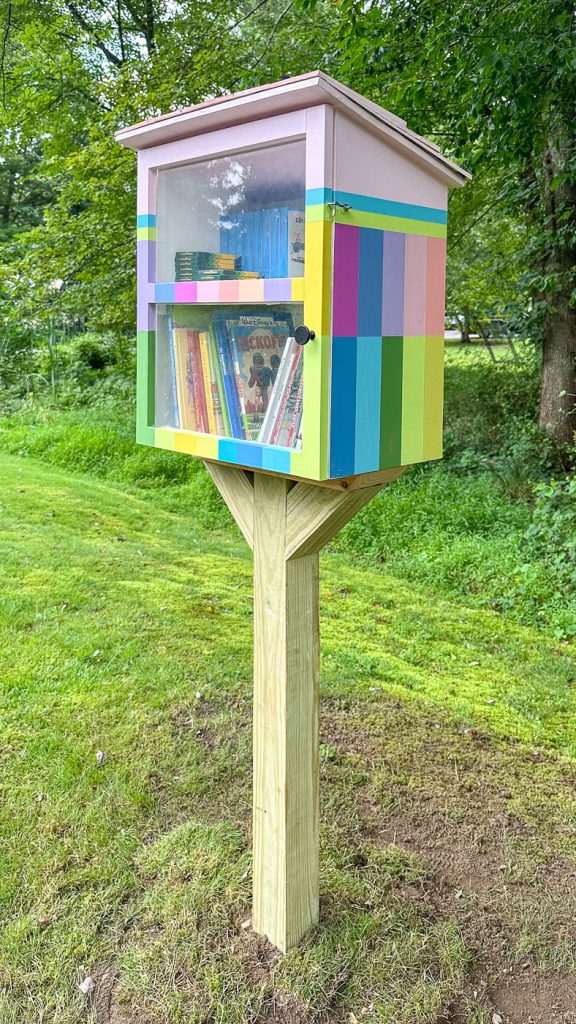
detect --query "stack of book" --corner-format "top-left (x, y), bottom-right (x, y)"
top-left (166, 306), bottom-right (303, 449)
top-left (175, 251), bottom-right (261, 282)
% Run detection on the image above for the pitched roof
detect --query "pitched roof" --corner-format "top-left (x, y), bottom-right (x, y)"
top-left (115, 71), bottom-right (469, 187)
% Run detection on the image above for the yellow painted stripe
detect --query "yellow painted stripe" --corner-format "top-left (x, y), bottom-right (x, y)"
top-left (137, 227), bottom-right (157, 241)
top-left (193, 434), bottom-right (219, 460)
top-left (301, 213), bottom-right (332, 479)
top-left (422, 335), bottom-right (444, 460)
top-left (291, 277), bottom-right (305, 302)
top-left (306, 204), bottom-right (446, 238)
top-left (400, 337), bottom-right (426, 465)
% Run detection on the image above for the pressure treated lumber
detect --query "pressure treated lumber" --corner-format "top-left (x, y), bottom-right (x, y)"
top-left (204, 461), bottom-right (401, 951)
top-left (203, 462), bottom-right (254, 549)
top-left (252, 474), bottom-right (319, 950)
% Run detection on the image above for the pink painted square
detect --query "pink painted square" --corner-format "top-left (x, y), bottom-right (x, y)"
top-left (219, 281), bottom-right (240, 302)
top-left (238, 280), bottom-right (265, 302)
top-left (175, 282), bottom-right (198, 302)
top-left (403, 234), bottom-right (427, 335)
top-left (425, 237), bottom-right (447, 335)
top-left (197, 282), bottom-right (221, 302)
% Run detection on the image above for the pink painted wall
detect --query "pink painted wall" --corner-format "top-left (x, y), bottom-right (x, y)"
top-left (334, 112), bottom-right (448, 210)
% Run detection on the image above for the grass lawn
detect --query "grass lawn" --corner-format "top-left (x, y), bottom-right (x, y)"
top-left (1, 452), bottom-right (576, 1024)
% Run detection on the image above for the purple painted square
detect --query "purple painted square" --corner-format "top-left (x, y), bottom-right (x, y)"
top-left (137, 283), bottom-right (155, 331)
top-left (264, 278), bottom-right (291, 301)
top-left (175, 282), bottom-right (198, 303)
top-left (332, 224), bottom-right (359, 336)
top-left (137, 240), bottom-right (156, 284)
top-left (381, 231), bottom-right (405, 336)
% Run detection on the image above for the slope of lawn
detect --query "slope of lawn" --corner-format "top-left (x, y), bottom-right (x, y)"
top-left (1, 453), bottom-right (576, 1024)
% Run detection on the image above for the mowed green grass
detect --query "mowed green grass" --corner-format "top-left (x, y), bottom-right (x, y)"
top-left (1, 453), bottom-right (576, 1024)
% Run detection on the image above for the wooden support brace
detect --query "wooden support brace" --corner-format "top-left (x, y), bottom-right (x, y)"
top-left (204, 461), bottom-right (403, 951)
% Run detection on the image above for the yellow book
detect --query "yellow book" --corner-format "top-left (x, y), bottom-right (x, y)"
top-left (173, 328), bottom-right (197, 431)
top-left (199, 330), bottom-right (217, 435)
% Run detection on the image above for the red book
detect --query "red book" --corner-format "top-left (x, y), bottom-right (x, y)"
top-left (188, 330), bottom-right (209, 432)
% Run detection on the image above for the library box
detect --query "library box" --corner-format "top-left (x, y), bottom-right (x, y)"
top-left (116, 72), bottom-right (469, 483)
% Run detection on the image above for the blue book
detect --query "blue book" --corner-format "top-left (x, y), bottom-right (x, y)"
top-left (167, 307), bottom-right (180, 427)
top-left (212, 311), bottom-right (244, 438)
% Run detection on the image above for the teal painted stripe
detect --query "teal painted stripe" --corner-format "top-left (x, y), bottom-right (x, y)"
top-left (305, 187), bottom-right (447, 224)
top-left (306, 187), bottom-right (334, 205)
top-left (355, 337), bottom-right (382, 474)
top-left (137, 213), bottom-right (156, 227)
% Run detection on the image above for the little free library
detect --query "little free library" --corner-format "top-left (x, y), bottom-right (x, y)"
top-left (116, 71), bottom-right (469, 953)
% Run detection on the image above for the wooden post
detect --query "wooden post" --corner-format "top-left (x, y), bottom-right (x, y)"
top-left (204, 461), bottom-right (403, 951)
top-left (252, 474), bottom-right (320, 950)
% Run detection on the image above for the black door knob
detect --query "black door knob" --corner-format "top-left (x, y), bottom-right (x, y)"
top-left (294, 324), bottom-right (316, 345)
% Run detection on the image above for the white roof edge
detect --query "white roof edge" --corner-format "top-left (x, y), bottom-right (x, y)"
top-left (115, 71), bottom-right (470, 186)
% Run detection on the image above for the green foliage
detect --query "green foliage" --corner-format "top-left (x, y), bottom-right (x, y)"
top-left (528, 477), bottom-right (576, 597)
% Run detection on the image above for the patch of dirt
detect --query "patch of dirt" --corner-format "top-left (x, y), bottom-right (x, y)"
top-left (258, 991), bottom-right (315, 1023)
top-left (490, 970), bottom-right (576, 1023)
top-left (320, 695), bottom-right (576, 1023)
top-left (91, 961), bottom-right (157, 1024)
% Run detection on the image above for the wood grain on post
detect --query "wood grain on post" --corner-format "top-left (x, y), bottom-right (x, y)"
top-left (205, 462), bottom-right (404, 952)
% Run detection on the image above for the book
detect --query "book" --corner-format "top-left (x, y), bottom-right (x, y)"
top-left (288, 211), bottom-right (305, 277)
top-left (212, 312), bottom-right (245, 439)
top-left (219, 207), bottom-right (305, 279)
top-left (286, 372), bottom-right (304, 448)
top-left (167, 306), bottom-right (301, 448)
top-left (167, 308), bottom-right (180, 428)
top-left (271, 346), bottom-right (302, 446)
top-left (205, 331), bottom-right (225, 436)
top-left (257, 335), bottom-right (299, 445)
top-left (224, 309), bottom-right (294, 439)
top-left (172, 327), bottom-right (197, 431)
top-left (198, 331), bottom-right (216, 435)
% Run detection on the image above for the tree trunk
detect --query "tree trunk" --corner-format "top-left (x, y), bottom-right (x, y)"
top-left (539, 134), bottom-right (576, 447)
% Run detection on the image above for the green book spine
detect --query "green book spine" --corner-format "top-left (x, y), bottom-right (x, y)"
top-left (209, 320), bottom-right (232, 437)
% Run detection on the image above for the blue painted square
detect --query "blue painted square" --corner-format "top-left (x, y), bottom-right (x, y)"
top-left (218, 439), bottom-right (238, 464)
top-left (330, 337), bottom-right (357, 478)
top-left (235, 441), bottom-right (263, 469)
top-left (358, 228), bottom-right (384, 336)
top-left (262, 447), bottom-right (291, 474)
top-left (155, 283), bottom-right (175, 303)
top-left (354, 337), bottom-right (381, 474)
top-left (137, 213), bottom-right (157, 227)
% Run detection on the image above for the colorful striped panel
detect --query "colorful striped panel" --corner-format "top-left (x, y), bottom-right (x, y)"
top-left (153, 279), bottom-right (301, 304)
top-left (306, 203), bottom-right (447, 238)
top-left (305, 188), bottom-right (447, 224)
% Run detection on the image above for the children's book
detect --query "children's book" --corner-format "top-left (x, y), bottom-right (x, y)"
top-left (223, 309), bottom-right (294, 439)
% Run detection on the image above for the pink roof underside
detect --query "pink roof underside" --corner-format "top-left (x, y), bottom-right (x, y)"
top-left (115, 71), bottom-right (469, 187)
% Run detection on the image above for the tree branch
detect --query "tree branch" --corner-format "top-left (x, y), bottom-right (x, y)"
top-left (1, 1), bottom-right (12, 107)
top-left (61, 1), bottom-right (123, 67)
